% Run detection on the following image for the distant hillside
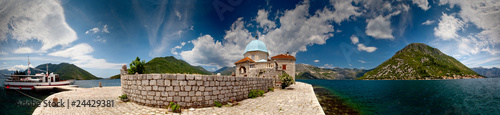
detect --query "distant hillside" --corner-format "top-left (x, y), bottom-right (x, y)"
top-left (26, 63), bottom-right (99, 80)
top-left (110, 74), bottom-right (120, 79)
top-left (144, 56), bottom-right (212, 75)
top-left (295, 63), bottom-right (369, 80)
top-left (471, 67), bottom-right (500, 78)
top-left (213, 67), bottom-right (235, 75)
top-left (0, 69), bottom-right (14, 78)
top-left (360, 43), bottom-right (482, 80)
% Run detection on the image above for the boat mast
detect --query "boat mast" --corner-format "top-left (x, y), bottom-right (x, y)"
top-left (28, 55), bottom-right (30, 75)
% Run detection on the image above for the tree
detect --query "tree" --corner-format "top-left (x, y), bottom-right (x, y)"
top-left (280, 71), bottom-right (294, 89)
top-left (128, 57), bottom-right (146, 74)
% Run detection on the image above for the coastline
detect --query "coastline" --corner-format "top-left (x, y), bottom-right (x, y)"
top-left (311, 85), bottom-right (360, 115)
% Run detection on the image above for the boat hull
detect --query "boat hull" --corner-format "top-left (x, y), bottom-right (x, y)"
top-left (4, 80), bottom-right (75, 90)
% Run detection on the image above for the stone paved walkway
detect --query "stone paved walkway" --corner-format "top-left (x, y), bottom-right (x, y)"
top-left (33, 82), bottom-right (324, 115)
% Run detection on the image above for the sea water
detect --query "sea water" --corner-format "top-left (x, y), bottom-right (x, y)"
top-left (0, 78), bottom-right (121, 115)
top-left (298, 78), bottom-right (500, 114)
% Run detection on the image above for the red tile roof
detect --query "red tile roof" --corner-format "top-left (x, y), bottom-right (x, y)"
top-left (271, 54), bottom-right (296, 60)
top-left (234, 57), bottom-right (255, 64)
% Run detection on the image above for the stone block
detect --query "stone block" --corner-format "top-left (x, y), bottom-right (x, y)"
top-left (145, 86), bottom-right (152, 91)
top-left (153, 74), bottom-right (161, 79)
top-left (174, 86), bottom-right (180, 91)
top-left (161, 92), bottom-right (168, 96)
top-left (213, 90), bottom-right (219, 95)
top-left (148, 91), bottom-right (155, 96)
top-left (185, 97), bottom-right (191, 102)
top-left (174, 96), bottom-right (181, 102)
top-left (164, 80), bottom-right (171, 86)
top-left (220, 81), bottom-right (225, 86)
top-left (179, 92), bottom-right (188, 96)
top-left (223, 76), bottom-right (228, 81)
top-left (184, 86), bottom-right (192, 91)
top-left (210, 81), bottom-right (215, 86)
top-left (195, 75), bottom-right (202, 80)
top-left (196, 92), bottom-right (202, 96)
top-left (171, 80), bottom-right (179, 86)
top-left (152, 86), bottom-right (158, 91)
top-left (179, 81), bottom-right (187, 86)
top-left (142, 80), bottom-right (149, 86)
top-left (177, 74), bottom-right (186, 80)
top-left (204, 81), bottom-right (210, 86)
top-left (207, 76), bottom-right (214, 81)
top-left (230, 77), bottom-right (235, 81)
top-left (147, 74), bottom-right (153, 80)
top-left (189, 91), bottom-right (195, 96)
top-left (218, 95), bottom-right (224, 99)
top-left (160, 97), bottom-right (166, 101)
top-left (157, 80), bottom-right (164, 86)
top-left (141, 91), bottom-right (147, 95)
top-left (137, 80), bottom-right (142, 85)
top-left (188, 81), bottom-right (196, 85)
top-left (186, 74), bottom-right (194, 80)
top-left (167, 97), bottom-right (173, 101)
top-left (215, 81), bottom-right (219, 86)
top-left (205, 95), bottom-right (211, 100)
top-left (199, 86), bottom-right (205, 91)
top-left (158, 87), bottom-right (165, 91)
top-left (150, 80), bottom-right (157, 85)
top-left (197, 96), bottom-right (203, 101)
top-left (156, 92), bottom-right (161, 97)
top-left (165, 86), bottom-right (173, 91)
top-left (197, 81), bottom-right (203, 86)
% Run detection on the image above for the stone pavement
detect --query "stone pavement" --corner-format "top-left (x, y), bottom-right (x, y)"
top-left (33, 82), bottom-right (324, 115)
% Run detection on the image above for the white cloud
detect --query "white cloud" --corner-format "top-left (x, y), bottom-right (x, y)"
top-left (255, 9), bottom-right (276, 32)
top-left (330, 0), bottom-right (362, 24)
top-left (320, 64), bottom-right (335, 69)
top-left (48, 43), bottom-right (125, 69)
top-left (357, 44), bottom-right (377, 52)
top-left (434, 13), bottom-right (465, 40)
top-left (171, 42), bottom-right (187, 55)
top-left (8, 64), bottom-right (34, 71)
top-left (358, 60), bottom-right (366, 63)
top-left (412, 0), bottom-right (430, 11)
top-left (13, 47), bottom-right (34, 54)
top-left (94, 36), bottom-right (106, 43)
top-left (181, 1), bottom-right (336, 68)
top-left (350, 35), bottom-right (359, 44)
top-left (103, 25), bottom-right (110, 33)
top-left (0, 51), bottom-right (7, 55)
top-left (85, 28), bottom-right (100, 34)
top-left (0, 0), bottom-right (78, 51)
top-left (365, 15), bottom-right (394, 39)
top-left (314, 60), bottom-right (319, 63)
top-left (175, 10), bottom-right (182, 20)
top-left (421, 20), bottom-right (435, 25)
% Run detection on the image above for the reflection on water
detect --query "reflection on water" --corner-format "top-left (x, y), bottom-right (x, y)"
top-left (298, 78), bottom-right (500, 114)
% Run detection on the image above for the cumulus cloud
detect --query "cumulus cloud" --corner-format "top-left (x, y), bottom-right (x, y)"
top-left (357, 44), bottom-right (377, 52)
top-left (330, 0), bottom-right (362, 24)
top-left (434, 13), bottom-right (465, 40)
top-left (412, 0), bottom-right (430, 11)
top-left (180, 1), bottom-right (336, 68)
top-left (314, 60), bottom-right (319, 63)
top-left (48, 43), bottom-right (125, 69)
top-left (171, 42), bottom-right (186, 55)
top-left (365, 14), bottom-right (394, 39)
top-left (85, 28), bottom-right (100, 34)
top-left (13, 47), bottom-right (34, 54)
top-left (8, 64), bottom-right (34, 71)
top-left (320, 64), bottom-right (335, 69)
top-left (421, 20), bottom-right (435, 25)
top-left (0, 0), bottom-right (78, 51)
top-left (350, 35), bottom-right (359, 44)
top-left (255, 9), bottom-right (276, 32)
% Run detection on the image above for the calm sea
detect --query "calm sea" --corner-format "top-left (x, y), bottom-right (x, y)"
top-left (298, 78), bottom-right (500, 114)
top-left (0, 79), bottom-right (121, 115)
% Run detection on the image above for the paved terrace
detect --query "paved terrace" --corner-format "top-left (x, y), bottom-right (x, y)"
top-left (33, 82), bottom-right (324, 115)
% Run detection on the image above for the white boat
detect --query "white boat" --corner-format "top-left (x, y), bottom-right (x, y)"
top-left (4, 73), bottom-right (75, 90)
top-left (3, 56), bottom-right (76, 90)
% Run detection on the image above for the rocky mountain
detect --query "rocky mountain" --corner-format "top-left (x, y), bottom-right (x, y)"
top-left (295, 63), bottom-right (369, 80)
top-left (471, 67), bottom-right (500, 78)
top-left (26, 63), bottom-right (99, 80)
top-left (213, 67), bottom-right (235, 75)
top-left (360, 43), bottom-right (482, 80)
top-left (144, 56), bottom-right (212, 75)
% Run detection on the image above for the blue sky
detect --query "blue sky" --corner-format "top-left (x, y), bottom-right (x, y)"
top-left (1, 0), bottom-right (499, 78)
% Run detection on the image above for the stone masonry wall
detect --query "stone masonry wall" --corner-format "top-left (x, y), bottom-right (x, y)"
top-left (120, 69), bottom-right (274, 108)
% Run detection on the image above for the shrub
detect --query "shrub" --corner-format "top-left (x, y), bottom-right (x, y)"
top-left (119, 94), bottom-right (128, 100)
top-left (248, 89), bottom-right (265, 98)
top-left (280, 72), bottom-right (294, 89)
top-left (169, 102), bottom-right (181, 113)
top-left (128, 57), bottom-right (146, 74)
top-left (268, 87), bottom-right (274, 92)
top-left (214, 101), bottom-right (222, 107)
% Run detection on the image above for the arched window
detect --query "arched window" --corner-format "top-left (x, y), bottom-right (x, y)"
top-left (239, 66), bottom-right (246, 74)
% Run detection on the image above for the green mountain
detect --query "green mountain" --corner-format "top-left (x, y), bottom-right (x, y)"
top-left (26, 63), bottom-right (99, 80)
top-left (360, 43), bottom-right (482, 80)
top-left (213, 67), bottom-right (235, 75)
top-left (144, 56), bottom-right (212, 75)
top-left (0, 69), bottom-right (14, 78)
top-left (295, 63), bottom-right (369, 80)
top-left (110, 74), bottom-right (120, 79)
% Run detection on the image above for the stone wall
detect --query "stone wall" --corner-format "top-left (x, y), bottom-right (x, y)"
top-left (120, 69), bottom-right (274, 108)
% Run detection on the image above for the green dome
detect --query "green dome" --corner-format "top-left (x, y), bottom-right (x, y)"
top-left (244, 40), bottom-right (268, 54)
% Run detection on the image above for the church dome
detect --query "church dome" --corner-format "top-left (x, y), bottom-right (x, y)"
top-left (244, 40), bottom-right (268, 54)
